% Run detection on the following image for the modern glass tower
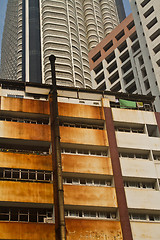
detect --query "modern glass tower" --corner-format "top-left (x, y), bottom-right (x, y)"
top-left (0, 0), bottom-right (125, 86)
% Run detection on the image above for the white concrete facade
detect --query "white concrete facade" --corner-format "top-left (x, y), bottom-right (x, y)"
top-left (129, 0), bottom-right (160, 111)
top-left (112, 106), bottom-right (160, 240)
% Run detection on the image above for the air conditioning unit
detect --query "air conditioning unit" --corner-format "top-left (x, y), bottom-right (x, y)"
top-left (44, 217), bottom-right (54, 223)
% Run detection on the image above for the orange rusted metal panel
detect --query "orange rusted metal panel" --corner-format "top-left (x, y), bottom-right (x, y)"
top-left (0, 220), bottom-right (123, 240)
top-left (66, 219), bottom-right (122, 240)
top-left (0, 152), bottom-right (52, 170)
top-left (0, 122), bottom-right (51, 141)
top-left (64, 185), bottom-right (117, 207)
top-left (0, 222), bottom-right (55, 240)
top-left (0, 181), bottom-right (53, 204)
top-left (62, 154), bottom-right (113, 175)
top-left (58, 102), bottom-right (104, 120)
top-left (1, 97), bottom-right (50, 115)
top-left (60, 127), bottom-right (108, 146)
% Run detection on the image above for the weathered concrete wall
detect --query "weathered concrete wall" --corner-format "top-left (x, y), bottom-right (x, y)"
top-left (126, 188), bottom-right (160, 210)
top-left (116, 132), bottom-right (160, 151)
top-left (64, 185), bottom-right (117, 207)
top-left (112, 108), bottom-right (157, 125)
top-left (60, 127), bottom-right (108, 146)
top-left (66, 219), bottom-right (122, 240)
top-left (0, 152), bottom-right (52, 170)
top-left (0, 121), bottom-right (50, 141)
top-left (120, 158), bottom-right (157, 179)
top-left (58, 102), bottom-right (104, 120)
top-left (0, 181), bottom-right (53, 204)
top-left (1, 97), bottom-right (50, 115)
top-left (0, 222), bottom-right (55, 240)
top-left (62, 154), bottom-right (112, 175)
top-left (131, 222), bottom-right (160, 240)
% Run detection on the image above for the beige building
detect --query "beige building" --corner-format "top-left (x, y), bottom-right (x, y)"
top-left (0, 80), bottom-right (159, 239)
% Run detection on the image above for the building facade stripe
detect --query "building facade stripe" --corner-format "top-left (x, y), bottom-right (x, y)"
top-left (103, 106), bottom-right (133, 240)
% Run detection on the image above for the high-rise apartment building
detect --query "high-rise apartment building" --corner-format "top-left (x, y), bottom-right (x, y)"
top-left (129, 0), bottom-right (160, 109)
top-left (89, 9), bottom-right (160, 111)
top-left (0, 0), bottom-right (23, 81)
top-left (0, 0), bottom-right (125, 87)
top-left (0, 80), bottom-right (160, 239)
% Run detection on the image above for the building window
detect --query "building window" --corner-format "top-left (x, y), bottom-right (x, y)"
top-left (0, 207), bottom-right (53, 223)
top-left (144, 6), bottom-right (154, 18)
top-left (65, 210), bottom-right (117, 220)
top-left (103, 40), bottom-right (113, 52)
top-left (150, 29), bottom-right (160, 41)
top-left (63, 177), bottom-right (111, 187)
top-left (141, 0), bottom-right (151, 8)
top-left (0, 168), bottom-right (53, 183)
top-left (127, 21), bottom-right (135, 30)
top-left (115, 30), bottom-right (125, 41)
top-left (146, 17), bottom-right (158, 29)
top-left (92, 51), bottom-right (101, 62)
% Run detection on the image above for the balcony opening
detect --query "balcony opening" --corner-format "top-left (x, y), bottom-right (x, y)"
top-left (129, 32), bottom-right (138, 42)
top-left (150, 29), bottom-right (160, 41)
top-left (97, 82), bottom-right (106, 91)
top-left (115, 30), bottom-right (125, 41)
top-left (120, 50), bottom-right (129, 63)
top-left (92, 51), bottom-right (101, 62)
top-left (141, 67), bottom-right (147, 78)
top-left (118, 40), bottom-right (127, 53)
top-left (147, 124), bottom-right (160, 137)
top-left (123, 71), bottom-right (134, 84)
top-left (103, 40), bottom-right (113, 52)
top-left (95, 72), bottom-right (105, 84)
top-left (157, 59), bottom-right (160, 67)
top-left (110, 82), bottom-right (121, 92)
top-left (107, 61), bottom-right (117, 74)
top-left (121, 60), bottom-right (132, 74)
top-left (127, 20), bottom-right (135, 30)
top-left (93, 62), bottom-right (103, 74)
top-left (153, 43), bottom-right (160, 54)
top-left (141, 0), bottom-right (151, 7)
top-left (132, 41), bottom-right (140, 53)
top-left (138, 56), bottom-right (144, 66)
top-left (146, 17), bottom-right (158, 30)
top-left (105, 51), bottom-right (115, 64)
top-left (125, 82), bottom-right (137, 94)
top-left (109, 71), bottom-right (119, 84)
top-left (144, 6), bottom-right (154, 18)
top-left (144, 79), bottom-right (150, 91)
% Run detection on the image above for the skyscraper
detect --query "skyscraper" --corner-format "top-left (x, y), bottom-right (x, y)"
top-left (0, 0), bottom-right (125, 87)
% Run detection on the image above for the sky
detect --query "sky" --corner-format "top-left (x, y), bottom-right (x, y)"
top-left (0, 0), bottom-right (132, 60)
top-left (0, 0), bottom-right (8, 59)
top-left (122, 0), bottom-right (132, 16)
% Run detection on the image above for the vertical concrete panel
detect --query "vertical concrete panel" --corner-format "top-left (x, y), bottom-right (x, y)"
top-left (104, 107), bottom-right (133, 240)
